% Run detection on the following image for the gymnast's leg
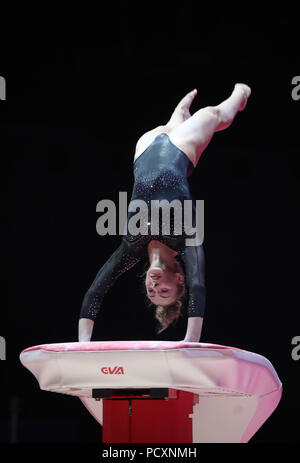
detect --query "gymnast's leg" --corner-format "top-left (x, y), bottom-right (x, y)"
top-left (168, 83), bottom-right (251, 168)
top-left (134, 89), bottom-right (198, 159)
top-left (166, 89), bottom-right (198, 128)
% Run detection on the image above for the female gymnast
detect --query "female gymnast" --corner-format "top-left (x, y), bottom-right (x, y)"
top-left (78, 83), bottom-right (251, 343)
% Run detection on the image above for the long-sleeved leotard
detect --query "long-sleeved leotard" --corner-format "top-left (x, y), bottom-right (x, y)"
top-left (80, 133), bottom-right (206, 321)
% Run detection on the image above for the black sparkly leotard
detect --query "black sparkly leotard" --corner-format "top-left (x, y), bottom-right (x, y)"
top-left (80, 133), bottom-right (206, 321)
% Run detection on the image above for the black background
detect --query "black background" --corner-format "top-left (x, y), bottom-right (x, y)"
top-left (0, 9), bottom-right (299, 449)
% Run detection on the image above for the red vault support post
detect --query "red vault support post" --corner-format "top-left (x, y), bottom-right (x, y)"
top-left (101, 388), bottom-right (194, 443)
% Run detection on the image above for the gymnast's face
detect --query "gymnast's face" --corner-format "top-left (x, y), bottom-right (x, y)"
top-left (145, 267), bottom-right (183, 305)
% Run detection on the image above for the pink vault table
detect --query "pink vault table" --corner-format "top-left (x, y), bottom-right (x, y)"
top-left (19, 340), bottom-right (282, 443)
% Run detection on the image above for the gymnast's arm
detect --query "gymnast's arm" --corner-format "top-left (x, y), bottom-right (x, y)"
top-left (184, 316), bottom-right (204, 343)
top-left (181, 243), bottom-right (206, 342)
top-left (78, 239), bottom-right (143, 342)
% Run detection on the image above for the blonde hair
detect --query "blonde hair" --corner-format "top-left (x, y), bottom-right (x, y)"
top-left (139, 260), bottom-right (186, 334)
top-left (154, 287), bottom-right (185, 333)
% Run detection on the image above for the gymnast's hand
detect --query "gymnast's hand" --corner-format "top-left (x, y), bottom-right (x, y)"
top-left (183, 317), bottom-right (203, 343)
top-left (78, 318), bottom-right (94, 342)
top-left (180, 338), bottom-right (200, 343)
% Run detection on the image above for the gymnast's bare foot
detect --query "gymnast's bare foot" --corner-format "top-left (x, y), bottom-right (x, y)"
top-left (167, 89), bottom-right (198, 128)
top-left (234, 83), bottom-right (251, 111)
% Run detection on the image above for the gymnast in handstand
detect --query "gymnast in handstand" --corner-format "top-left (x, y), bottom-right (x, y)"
top-left (78, 83), bottom-right (251, 343)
